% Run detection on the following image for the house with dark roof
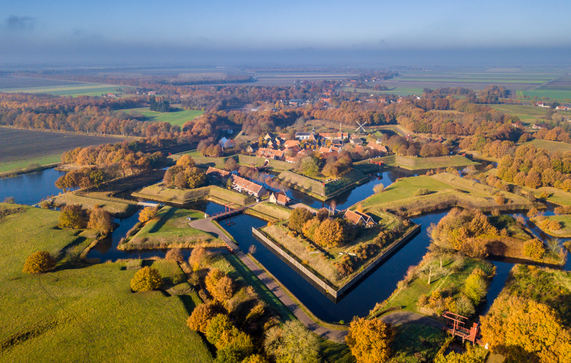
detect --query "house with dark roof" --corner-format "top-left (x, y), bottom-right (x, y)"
top-left (231, 175), bottom-right (266, 197)
top-left (344, 210), bottom-right (376, 227)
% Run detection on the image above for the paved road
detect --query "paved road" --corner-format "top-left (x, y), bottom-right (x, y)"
top-left (189, 218), bottom-right (349, 343)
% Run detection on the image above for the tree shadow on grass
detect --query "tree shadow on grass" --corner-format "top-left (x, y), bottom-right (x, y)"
top-left (148, 207), bottom-right (176, 233)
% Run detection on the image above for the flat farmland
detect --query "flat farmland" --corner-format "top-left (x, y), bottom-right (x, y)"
top-left (523, 139), bottom-right (571, 153)
top-left (377, 69), bottom-right (558, 93)
top-left (537, 75), bottom-right (571, 90)
top-left (0, 127), bottom-right (129, 168)
top-left (517, 90), bottom-right (571, 103)
top-left (0, 76), bottom-right (125, 97)
top-left (124, 107), bottom-right (204, 127)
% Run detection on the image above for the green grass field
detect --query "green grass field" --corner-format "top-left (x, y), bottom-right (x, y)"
top-left (245, 202), bottom-right (292, 222)
top-left (524, 139), bottom-right (571, 153)
top-left (133, 184), bottom-right (253, 207)
top-left (0, 82), bottom-right (127, 97)
top-left (489, 104), bottom-right (571, 126)
top-left (533, 215), bottom-right (571, 238)
top-left (0, 203), bottom-right (212, 362)
top-left (361, 173), bottom-right (531, 217)
top-left (380, 255), bottom-right (492, 314)
top-left (52, 192), bottom-right (139, 217)
top-left (0, 154), bottom-right (61, 173)
top-left (125, 107), bottom-right (204, 127)
top-left (122, 206), bottom-right (225, 249)
top-left (378, 155), bottom-right (478, 171)
top-left (517, 90), bottom-right (571, 103)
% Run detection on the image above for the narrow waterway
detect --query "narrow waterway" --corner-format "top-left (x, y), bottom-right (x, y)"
top-left (5, 167), bottom-right (570, 322)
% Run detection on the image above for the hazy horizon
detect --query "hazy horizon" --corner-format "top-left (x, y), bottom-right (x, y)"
top-left (2, 0), bottom-right (571, 68)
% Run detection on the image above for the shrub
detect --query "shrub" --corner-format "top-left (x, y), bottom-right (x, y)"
top-left (165, 248), bottom-right (184, 263)
top-left (523, 239), bottom-right (545, 261)
top-left (455, 294), bottom-right (476, 317)
top-left (187, 303), bottom-right (220, 333)
top-left (23, 251), bottom-right (55, 273)
top-left (414, 188), bottom-right (430, 196)
top-left (58, 205), bottom-right (88, 229)
top-left (130, 266), bottom-right (162, 292)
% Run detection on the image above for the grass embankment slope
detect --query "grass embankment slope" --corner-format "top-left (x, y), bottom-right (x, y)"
top-left (120, 206), bottom-right (225, 250)
top-left (0, 154), bottom-right (61, 174)
top-left (125, 107), bottom-right (204, 127)
top-left (171, 151), bottom-right (294, 172)
top-left (361, 172), bottom-right (532, 217)
top-left (523, 139), bottom-right (571, 153)
top-left (53, 191), bottom-right (139, 217)
top-left (133, 184), bottom-right (253, 207)
top-left (277, 169), bottom-right (369, 200)
top-left (533, 215), bottom-right (571, 238)
top-left (0, 203), bottom-right (212, 362)
top-left (245, 202), bottom-right (292, 222)
top-left (376, 155), bottom-right (478, 171)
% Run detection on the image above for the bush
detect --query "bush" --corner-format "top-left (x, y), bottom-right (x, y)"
top-left (414, 188), bottom-right (430, 196)
top-left (165, 248), bottom-right (184, 263)
top-left (455, 294), bottom-right (476, 317)
top-left (130, 266), bottom-right (162, 292)
top-left (494, 195), bottom-right (506, 205)
top-left (23, 251), bottom-right (55, 273)
top-left (523, 239), bottom-right (545, 261)
top-left (187, 303), bottom-right (220, 333)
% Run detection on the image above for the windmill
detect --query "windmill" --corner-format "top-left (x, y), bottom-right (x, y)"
top-left (355, 121), bottom-right (367, 133)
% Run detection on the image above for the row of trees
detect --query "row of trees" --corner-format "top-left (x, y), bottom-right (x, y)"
top-left (58, 205), bottom-right (113, 234)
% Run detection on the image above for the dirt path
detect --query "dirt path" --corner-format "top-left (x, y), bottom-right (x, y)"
top-left (380, 311), bottom-right (446, 330)
top-left (189, 218), bottom-right (348, 343)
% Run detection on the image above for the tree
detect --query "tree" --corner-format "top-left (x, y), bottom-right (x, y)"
top-left (58, 205), bottom-right (88, 229)
top-left (297, 156), bottom-right (319, 177)
top-left (23, 251), bottom-right (55, 273)
top-left (288, 207), bottom-right (314, 233)
top-left (314, 219), bottom-right (345, 247)
top-left (212, 275), bottom-right (235, 302)
top-left (302, 218), bottom-right (321, 241)
top-left (87, 206), bottom-right (113, 234)
top-left (264, 321), bottom-right (320, 363)
top-left (480, 296), bottom-right (571, 362)
top-left (224, 157), bottom-right (238, 171)
top-left (189, 246), bottom-right (208, 271)
top-left (165, 248), bottom-right (184, 263)
top-left (242, 354), bottom-right (268, 363)
top-left (130, 266), bottom-right (162, 292)
top-left (187, 303), bottom-right (220, 333)
top-left (523, 239), bottom-right (545, 261)
top-left (463, 272), bottom-right (487, 305)
top-left (176, 154), bottom-right (196, 168)
top-left (215, 331), bottom-right (255, 363)
top-left (346, 317), bottom-right (395, 363)
top-left (139, 206), bottom-right (159, 223)
top-left (205, 268), bottom-right (228, 298)
top-left (185, 167), bottom-right (206, 189)
top-left (206, 314), bottom-right (235, 348)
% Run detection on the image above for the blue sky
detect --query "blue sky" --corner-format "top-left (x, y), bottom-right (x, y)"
top-left (2, 0), bottom-right (571, 65)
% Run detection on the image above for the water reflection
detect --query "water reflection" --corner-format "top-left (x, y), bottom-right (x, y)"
top-left (0, 168), bottom-right (65, 205)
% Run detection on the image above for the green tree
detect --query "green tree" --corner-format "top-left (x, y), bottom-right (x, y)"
top-left (302, 218), bottom-right (321, 241)
top-left (130, 266), bottom-right (162, 292)
top-left (206, 314), bottom-right (235, 348)
top-left (58, 205), bottom-right (87, 229)
top-left (463, 272), bottom-right (487, 306)
top-left (346, 317), bottom-right (395, 363)
top-left (297, 156), bottom-right (319, 177)
top-left (23, 251), bottom-right (55, 273)
top-left (176, 154), bottom-right (196, 168)
top-left (264, 321), bottom-right (320, 363)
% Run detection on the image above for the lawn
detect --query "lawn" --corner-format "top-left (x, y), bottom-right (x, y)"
top-left (125, 107), bottom-right (204, 127)
top-left (121, 206), bottom-right (225, 249)
top-left (245, 202), bottom-right (292, 222)
top-left (171, 152), bottom-right (294, 172)
top-left (0, 154), bottom-right (61, 174)
top-left (517, 90), bottom-right (571, 103)
top-left (533, 215), bottom-right (571, 238)
top-left (378, 254), bottom-right (493, 315)
top-left (378, 155), bottom-right (478, 171)
top-left (132, 184), bottom-right (253, 207)
top-left (277, 169), bottom-right (369, 200)
top-left (0, 203), bottom-right (212, 362)
top-left (361, 173), bottom-right (532, 217)
top-left (52, 191), bottom-right (139, 217)
top-left (524, 139), bottom-right (571, 153)
top-left (0, 77), bottom-right (127, 97)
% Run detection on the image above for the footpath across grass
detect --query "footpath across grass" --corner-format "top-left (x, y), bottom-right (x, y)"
top-left (0, 203), bottom-right (212, 362)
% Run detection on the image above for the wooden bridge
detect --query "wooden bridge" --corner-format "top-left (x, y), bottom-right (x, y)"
top-left (442, 311), bottom-right (480, 344)
top-left (210, 205), bottom-right (248, 221)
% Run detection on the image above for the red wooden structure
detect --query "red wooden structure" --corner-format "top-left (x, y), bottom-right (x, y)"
top-left (442, 311), bottom-right (479, 344)
top-left (369, 159), bottom-right (384, 166)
